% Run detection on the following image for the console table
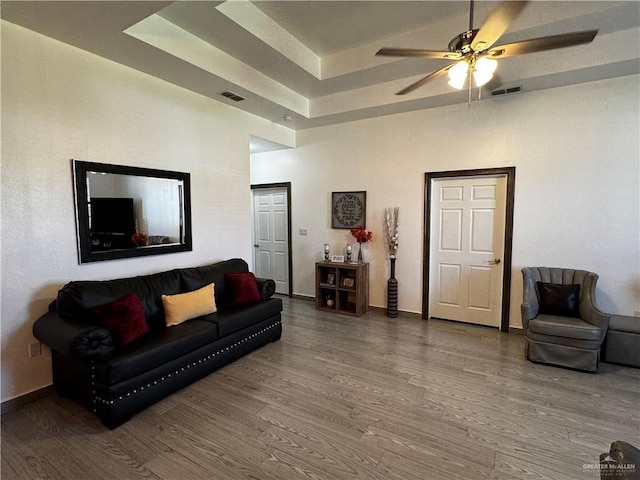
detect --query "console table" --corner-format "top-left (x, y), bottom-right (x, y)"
top-left (315, 261), bottom-right (369, 317)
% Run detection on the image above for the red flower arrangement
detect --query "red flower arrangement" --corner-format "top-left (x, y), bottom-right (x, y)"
top-left (131, 232), bottom-right (147, 247)
top-left (350, 227), bottom-right (373, 244)
top-left (350, 227), bottom-right (372, 262)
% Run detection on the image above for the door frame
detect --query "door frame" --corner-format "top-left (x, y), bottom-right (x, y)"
top-left (251, 182), bottom-right (293, 298)
top-left (423, 167), bottom-right (516, 332)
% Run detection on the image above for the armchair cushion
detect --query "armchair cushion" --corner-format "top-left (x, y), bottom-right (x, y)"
top-left (536, 282), bottom-right (580, 317)
top-left (528, 315), bottom-right (603, 341)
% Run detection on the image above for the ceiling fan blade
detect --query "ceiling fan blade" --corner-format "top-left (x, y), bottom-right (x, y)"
top-left (396, 63), bottom-right (454, 95)
top-left (471, 1), bottom-right (529, 52)
top-left (486, 30), bottom-right (598, 58)
top-left (376, 48), bottom-right (461, 60)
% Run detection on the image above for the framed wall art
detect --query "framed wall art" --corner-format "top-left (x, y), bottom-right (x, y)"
top-left (331, 191), bottom-right (366, 229)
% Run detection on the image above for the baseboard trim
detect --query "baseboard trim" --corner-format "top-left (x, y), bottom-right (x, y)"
top-left (367, 305), bottom-right (422, 319)
top-left (303, 294), bottom-right (423, 318)
top-left (1, 385), bottom-right (54, 415)
top-left (292, 293), bottom-right (314, 301)
top-left (289, 295), bottom-right (520, 328)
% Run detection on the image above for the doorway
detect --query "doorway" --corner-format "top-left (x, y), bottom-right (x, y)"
top-left (423, 167), bottom-right (515, 332)
top-left (251, 183), bottom-right (293, 297)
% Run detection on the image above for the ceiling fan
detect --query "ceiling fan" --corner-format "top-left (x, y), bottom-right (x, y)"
top-left (376, 1), bottom-right (598, 96)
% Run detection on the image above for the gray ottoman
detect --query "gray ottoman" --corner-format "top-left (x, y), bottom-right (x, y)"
top-left (603, 315), bottom-right (640, 368)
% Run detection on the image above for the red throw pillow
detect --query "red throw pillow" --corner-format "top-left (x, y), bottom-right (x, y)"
top-left (224, 272), bottom-right (261, 306)
top-left (93, 293), bottom-right (149, 346)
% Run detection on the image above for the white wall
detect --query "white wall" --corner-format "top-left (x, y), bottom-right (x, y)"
top-left (251, 75), bottom-right (640, 326)
top-left (0, 21), bottom-right (293, 402)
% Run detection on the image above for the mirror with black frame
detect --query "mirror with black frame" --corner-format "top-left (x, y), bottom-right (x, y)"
top-left (72, 159), bottom-right (192, 263)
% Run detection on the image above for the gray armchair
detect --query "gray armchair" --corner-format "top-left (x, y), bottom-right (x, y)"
top-left (521, 267), bottom-right (609, 372)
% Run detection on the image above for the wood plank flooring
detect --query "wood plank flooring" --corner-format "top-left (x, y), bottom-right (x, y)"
top-left (2, 297), bottom-right (639, 479)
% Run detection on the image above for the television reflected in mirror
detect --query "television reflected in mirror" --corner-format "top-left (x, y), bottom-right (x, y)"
top-left (73, 159), bottom-right (192, 263)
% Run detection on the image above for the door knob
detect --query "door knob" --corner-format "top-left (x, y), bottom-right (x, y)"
top-left (254, 244), bottom-right (259, 248)
top-left (487, 258), bottom-right (501, 265)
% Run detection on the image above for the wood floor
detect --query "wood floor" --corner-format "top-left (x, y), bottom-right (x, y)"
top-left (2, 297), bottom-right (639, 480)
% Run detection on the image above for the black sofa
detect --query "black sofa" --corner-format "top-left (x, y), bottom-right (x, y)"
top-left (33, 258), bottom-right (282, 428)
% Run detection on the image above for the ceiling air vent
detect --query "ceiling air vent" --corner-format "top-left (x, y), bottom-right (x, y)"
top-left (491, 86), bottom-right (522, 96)
top-left (219, 91), bottom-right (245, 102)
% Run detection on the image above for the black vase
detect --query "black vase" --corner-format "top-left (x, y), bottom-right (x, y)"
top-left (387, 257), bottom-right (398, 318)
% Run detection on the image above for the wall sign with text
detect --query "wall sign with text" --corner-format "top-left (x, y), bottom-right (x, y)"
top-left (331, 191), bottom-right (366, 229)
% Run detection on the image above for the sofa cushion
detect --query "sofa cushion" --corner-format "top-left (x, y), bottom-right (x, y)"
top-left (57, 269), bottom-right (183, 331)
top-left (536, 282), bottom-right (580, 317)
top-left (528, 315), bottom-right (602, 341)
top-left (224, 272), bottom-right (261, 306)
top-left (180, 258), bottom-right (249, 303)
top-left (207, 298), bottom-right (282, 337)
top-left (94, 318), bottom-right (219, 385)
top-left (162, 283), bottom-right (217, 327)
top-left (93, 293), bottom-right (149, 346)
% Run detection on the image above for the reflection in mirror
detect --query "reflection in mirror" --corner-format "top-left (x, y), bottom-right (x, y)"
top-left (88, 173), bottom-right (183, 248)
top-left (73, 160), bottom-right (192, 263)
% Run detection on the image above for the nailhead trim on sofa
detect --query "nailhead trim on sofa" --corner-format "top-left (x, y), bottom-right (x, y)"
top-left (90, 321), bottom-right (281, 409)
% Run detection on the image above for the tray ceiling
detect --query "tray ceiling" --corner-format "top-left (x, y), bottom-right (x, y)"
top-left (2, 1), bottom-right (639, 130)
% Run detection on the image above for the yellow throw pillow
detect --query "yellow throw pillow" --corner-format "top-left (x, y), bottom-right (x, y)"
top-left (162, 283), bottom-right (217, 327)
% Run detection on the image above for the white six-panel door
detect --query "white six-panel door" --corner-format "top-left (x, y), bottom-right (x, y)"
top-left (429, 175), bottom-right (507, 327)
top-left (253, 187), bottom-right (289, 295)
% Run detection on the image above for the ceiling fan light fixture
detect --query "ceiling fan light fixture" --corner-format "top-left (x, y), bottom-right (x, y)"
top-left (448, 60), bottom-right (469, 90)
top-left (472, 57), bottom-right (498, 87)
top-left (379, 1), bottom-right (598, 98)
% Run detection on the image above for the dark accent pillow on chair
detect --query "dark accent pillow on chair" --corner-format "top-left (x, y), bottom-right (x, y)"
top-left (93, 293), bottom-right (149, 346)
top-left (536, 282), bottom-right (581, 317)
top-left (224, 272), bottom-right (261, 306)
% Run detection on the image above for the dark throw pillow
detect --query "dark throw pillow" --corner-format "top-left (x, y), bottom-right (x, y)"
top-left (224, 272), bottom-right (261, 306)
top-left (536, 282), bottom-right (581, 317)
top-left (93, 293), bottom-right (149, 346)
